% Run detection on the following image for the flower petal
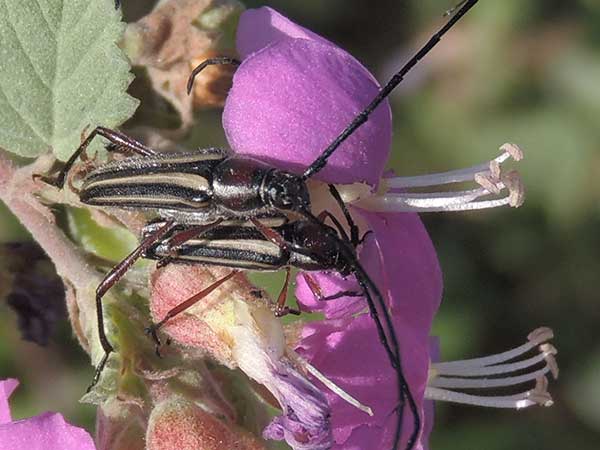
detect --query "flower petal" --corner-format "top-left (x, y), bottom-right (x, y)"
top-left (262, 361), bottom-right (333, 450)
top-left (295, 212), bottom-right (442, 448)
top-left (236, 7), bottom-right (331, 58)
top-left (295, 230), bottom-right (383, 319)
top-left (0, 412), bottom-right (96, 450)
top-left (0, 379), bottom-right (19, 424)
top-left (224, 38), bottom-right (392, 185)
top-left (295, 270), bottom-right (365, 319)
top-left (357, 211), bottom-right (442, 337)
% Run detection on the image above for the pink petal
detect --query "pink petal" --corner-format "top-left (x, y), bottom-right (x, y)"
top-left (295, 212), bottom-right (442, 448)
top-left (0, 379), bottom-right (19, 424)
top-left (298, 314), bottom-right (429, 449)
top-left (224, 38), bottom-right (391, 185)
top-left (356, 210), bottom-right (442, 339)
top-left (261, 360), bottom-right (333, 449)
top-left (295, 230), bottom-right (384, 318)
top-left (236, 7), bottom-right (331, 58)
top-left (295, 271), bottom-right (365, 319)
top-left (0, 412), bottom-right (96, 450)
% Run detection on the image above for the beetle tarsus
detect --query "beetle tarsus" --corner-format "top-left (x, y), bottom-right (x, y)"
top-left (86, 350), bottom-right (112, 392)
top-left (145, 325), bottom-right (163, 358)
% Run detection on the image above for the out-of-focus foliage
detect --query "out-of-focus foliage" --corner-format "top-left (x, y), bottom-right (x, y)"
top-left (0, 0), bottom-right (138, 160)
top-left (0, 0), bottom-right (598, 448)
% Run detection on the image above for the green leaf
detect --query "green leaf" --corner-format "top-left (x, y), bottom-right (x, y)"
top-left (67, 207), bottom-right (138, 263)
top-left (0, 0), bottom-right (138, 160)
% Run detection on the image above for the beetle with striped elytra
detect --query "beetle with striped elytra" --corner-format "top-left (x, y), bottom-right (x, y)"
top-left (43, 2), bottom-right (481, 449)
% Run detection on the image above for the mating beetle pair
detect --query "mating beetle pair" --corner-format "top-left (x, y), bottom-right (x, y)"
top-left (47, 2), bottom-right (481, 449)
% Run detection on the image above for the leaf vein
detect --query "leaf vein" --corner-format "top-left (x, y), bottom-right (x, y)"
top-left (33, 0), bottom-right (58, 37)
top-left (0, 87), bottom-right (47, 145)
top-left (3, 3), bottom-right (53, 91)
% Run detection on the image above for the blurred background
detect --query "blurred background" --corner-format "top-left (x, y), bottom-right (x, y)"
top-left (1, 0), bottom-right (599, 448)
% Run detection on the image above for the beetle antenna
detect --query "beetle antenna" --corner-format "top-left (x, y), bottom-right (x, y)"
top-left (302, 209), bottom-right (419, 449)
top-left (352, 261), bottom-right (420, 450)
top-left (302, 0), bottom-right (479, 180)
top-left (186, 57), bottom-right (241, 95)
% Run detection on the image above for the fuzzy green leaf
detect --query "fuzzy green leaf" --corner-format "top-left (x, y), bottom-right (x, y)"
top-left (0, 0), bottom-right (138, 160)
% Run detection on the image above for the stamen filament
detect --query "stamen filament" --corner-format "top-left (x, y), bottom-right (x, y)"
top-left (288, 350), bottom-right (374, 416)
top-left (434, 327), bottom-right (554, 370)
top-left (361, 188), bottom-right (513, 212)
top-left (433, 351), bottom-right (550, 377)
top-left (386, 143), bottom-right (521, 189)
top-left (425, 379), bottom-right (553, 409)
top-left (430, 366), bottom-right (551, 389)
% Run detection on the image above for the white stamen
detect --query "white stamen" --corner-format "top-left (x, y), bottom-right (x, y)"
top-left (288, 350), bottom-right (374, 416)
top-left (430, 366), bottom-right (550, 389)
top-left (425, 328), bottom-right (557, 409)
top-left (386, 143), bottom-right (523, 189)
top-left (425, 377), bottom-right (553, 409)
top-left (350, 143), bottom-right (525, 213)
top-left (434, 327), bottom-right (554, 370)
top-left (433, 350), bottom-right (551, 377)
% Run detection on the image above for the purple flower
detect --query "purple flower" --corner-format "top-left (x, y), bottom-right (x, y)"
top-left (224, 8), bottom-right (392, 186)
top-left (225, 6), bottom-right (541, 449)
top-left (0, 379), bottom-right (96, 450)
top-left (225, 7), bottom-right (441, 449)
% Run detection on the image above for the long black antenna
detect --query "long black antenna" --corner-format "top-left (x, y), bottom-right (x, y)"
top-left (301, 210), bottom-right (417, 450)
top-left (302, 0), bottom-right (479, 180)
top-left (353, 263), bottom-right (419, 450)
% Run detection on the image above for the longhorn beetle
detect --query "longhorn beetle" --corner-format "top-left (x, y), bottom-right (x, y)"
top-left (45, 3), bottom-right (481, 450)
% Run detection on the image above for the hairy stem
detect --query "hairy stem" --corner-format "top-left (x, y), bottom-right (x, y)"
top-left (0, 151), bottom-right (101, 353)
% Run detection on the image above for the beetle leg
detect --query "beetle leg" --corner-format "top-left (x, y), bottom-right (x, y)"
top-left (274, 267), bottom-right (301, 317)
top-left (145, 270), bottom-right (241, 355)
top-left (358, 230), bottom-right (374, 245)
top-left (328, 184), bottom-right (360, 247)
top-left (316, 210), bottom-right (351, 244)
top-left (249, 219), bottom-right (305, 316)
top-left (45, 127), bottom-right (158, 189)
top-left (87, 219), bottom-right (177, 391)
top-left (250, 218), bottom-right (290, 251)
top-left (302, 272), bottom-right (363, 302)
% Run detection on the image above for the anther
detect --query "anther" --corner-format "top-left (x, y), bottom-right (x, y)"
top-left (500, 143), bottom-right (524, 161)
top-left (528, 327), bottom-right (554, 345)
top-left (528, 377), bottom-right (554, 408)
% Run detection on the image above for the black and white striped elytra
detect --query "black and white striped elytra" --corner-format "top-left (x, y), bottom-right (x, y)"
top-left (143, 220), bottom-right (353, 273)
